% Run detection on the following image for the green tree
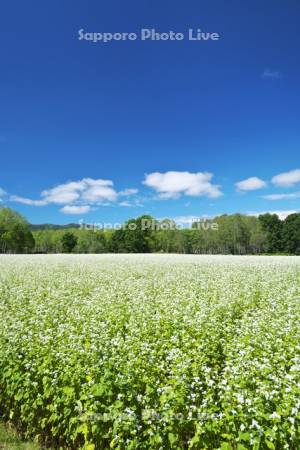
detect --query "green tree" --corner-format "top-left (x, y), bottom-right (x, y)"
top-left (110, 215), bottom-right (154, 253)
top-left (259, 213), bottom-right (283, 253)
top-left (247, 216), bottom-right (267, 254)
top-left (61, 231), bottom-right (77, 253)
top-left (283, 213), bottom-right (300, 255)
top-left (0, 207), bottom-right (35, 253)
top-left (75, 230), bottom-right (107, 253)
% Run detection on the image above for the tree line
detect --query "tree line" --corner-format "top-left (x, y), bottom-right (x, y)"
top-left (0, 207), bottom-right (300, 255)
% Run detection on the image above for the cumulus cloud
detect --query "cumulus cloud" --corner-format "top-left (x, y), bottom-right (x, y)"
top-left (262, 191), bottom-right (300, 201)
top-left (41, 178), bottom-right (117, 204)
top-left (60, 205), bottom-right (91, 215)
top-left (9, 178), bottom-right (141, 214)
top-left (143, 171), bottom-right (222, 199)
top-left (81, 185), bottom-right (117, 203)
top-left (235, 177), bottom-right (267, 192)
top-left (10, 178), bottom-right (119, 210)
top-left (41, 182), bottom-right (82, 204)
top-left (272, 169), bottom-right (300, 187)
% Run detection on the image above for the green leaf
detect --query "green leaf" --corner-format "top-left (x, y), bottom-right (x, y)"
top-left (168, 433), bottom-right (177, 445)
top-left (237, 445), bottom-right (248, 450)
top-left (62, 386), bottom-right (75, 396)
top-left (220, 443), bottom-right (232, 450)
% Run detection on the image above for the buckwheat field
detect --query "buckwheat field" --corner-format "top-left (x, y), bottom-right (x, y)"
top-left (1, 254), bottom-right (300, 450)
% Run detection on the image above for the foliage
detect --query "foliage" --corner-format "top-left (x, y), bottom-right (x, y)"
top-left (283, 214), bottom-right (300, 255)
top-left (61, 232), bottom-right (78, 253)
top-left (0, 422), bottom-right (39, 449)
top-left (31, 212), bottom-right (300, 255)
top-left (33, 228), bottom-right (108, 254)
top-left (2, 207), bottom-right (300, 255)
top-left (258, 214), bottom-right (283, 253)
top-left (1, 255), bottom-right (300, 449)
top-left (109, 215), bottom-right (154, 253)
top-left (0, 208), bottom-right (35, 254)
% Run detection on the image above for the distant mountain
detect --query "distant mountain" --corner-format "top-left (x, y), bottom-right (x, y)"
top-left (30, 223), bottom-right (80, 231)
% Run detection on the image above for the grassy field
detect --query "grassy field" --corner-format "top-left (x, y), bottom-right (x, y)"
top-left (0, 254), bottom-right (300, 449)
top-left (0, 422), bottom-right (39, 449)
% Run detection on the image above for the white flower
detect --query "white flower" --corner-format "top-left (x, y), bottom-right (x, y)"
top-left (270, 411), bottom-right (281, 420)
top-left (251, 419), bottom-right (260, 429)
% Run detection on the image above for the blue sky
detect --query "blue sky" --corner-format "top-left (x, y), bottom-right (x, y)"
top-left (0, 0), bottom-right (300, 224)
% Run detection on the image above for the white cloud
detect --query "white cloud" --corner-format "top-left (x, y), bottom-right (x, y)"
top-left (82, 185), bottom-right (117, 203)
top-left (119, 201), bottom-right (132, 207)
top-left (235, 177), bottom-right (267, 192)
top-left (10, 178), bottom-right (119, 210)
top-left (60, 205), bottom-right (91, 215)
top-left (9, 178), bottom-right (142, 214)
top-left (119, 200), bottom-right (143, 207)
top-left (262, 69), bottom-right (281, 79)
top-left (41, 182), bottom-right (82, 204)
top-left (262, 191), bottom-right (300, 201)
top-left (118, 188), bottom-right (138, 196)
top-left (143, 171), bottom-right (222, 199)
top-left (9, 195), bottom-right (47, 206)
top-left (272, 169), bottom-right (300, 187)
top-left (41, 178), bottom-right (117, 204)
top-left (248, 210), bottom-right (298, 220)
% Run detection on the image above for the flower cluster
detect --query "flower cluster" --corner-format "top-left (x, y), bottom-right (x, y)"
top-left (0, 254), bottom-right (300, 449)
